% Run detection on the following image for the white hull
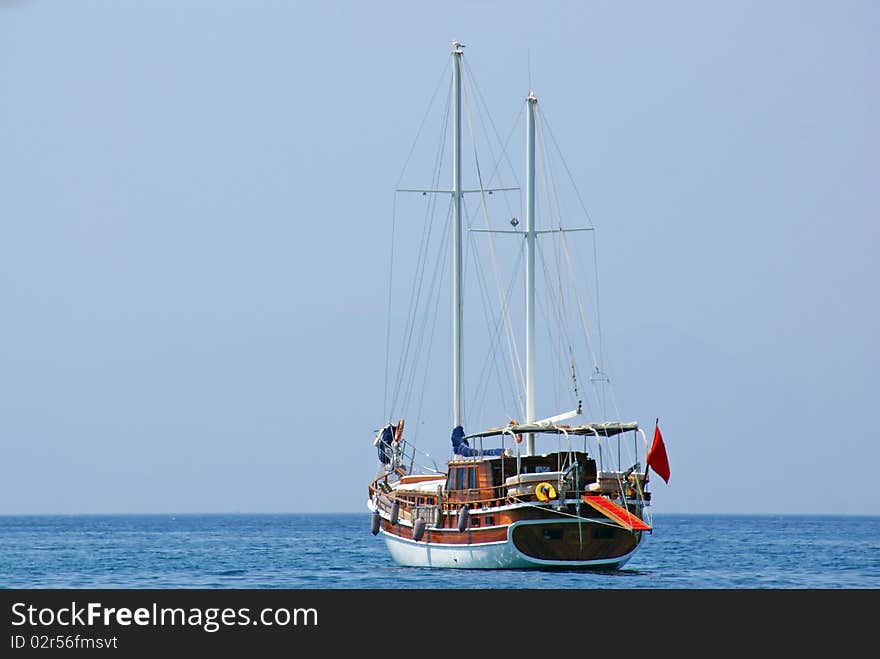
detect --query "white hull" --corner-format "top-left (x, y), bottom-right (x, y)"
top-left (378, 518), bottom-right (644, 570)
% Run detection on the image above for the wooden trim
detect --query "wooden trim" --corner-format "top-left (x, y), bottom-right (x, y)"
top-left (398, 474), bottom-right (447, 485)
top-left (382, 520), bottom-right (508, 544)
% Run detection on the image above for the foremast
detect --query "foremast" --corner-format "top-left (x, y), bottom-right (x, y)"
top-left (452, 41), bottom-right (464, 429)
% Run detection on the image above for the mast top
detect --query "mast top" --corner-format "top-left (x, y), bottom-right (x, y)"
top-left (452, 41), bottom-right (465, 53)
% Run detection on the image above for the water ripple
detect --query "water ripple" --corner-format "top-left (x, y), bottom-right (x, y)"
top-left (0, 513), bottom-right (877, 589)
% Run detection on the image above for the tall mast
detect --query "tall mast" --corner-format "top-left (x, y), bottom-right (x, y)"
top-left (452, 41), bottom-right (464, 429)
top-left (525, 91), bottom-right (537, 456)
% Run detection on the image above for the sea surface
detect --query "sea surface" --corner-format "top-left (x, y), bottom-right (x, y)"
top-left (1, 514), bottom-right (878, 589)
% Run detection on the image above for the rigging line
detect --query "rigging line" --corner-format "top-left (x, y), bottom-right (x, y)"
top-left (465, 63), bottom-right (526, 274)
top-left (458, 66), bottom-right (525, 270)
top-left (383, 192), bottom-right (398, 421)
top-left (559, 230), bottom-right (602, 377)
top-left (398, 198), bottom-right (453, 417)
top-left (535, 107), bottom-right (570, 337)
top-left (536, 239), bottom-right (594, 415)
top-left (588, 233), bottom-right (622, 423)
top-left (538, 106), bottom-right (624, 418)
top-left (534, 111), bottom-right (570, 368)
top-left (533, 115), bottom-right (590, 415)
top-left (537, 105), bottom-right (596, 229)
top-left (541, 291), bottom-right (563, 417)
top-left (536, 106), bottom-right (568, 237)
top-left (535, 109), bottom-right (602, 378)
top-left (460, 68), bottom-right (526, 407)
top-left (533, 105), bottom-right (607, 420)
top-left (389, 85), bottom-right (452, 416)
top-left (543, 109), bottom-right (620, 418)
top-left (386, 72), bottom-right (450, 419)
top-left (406, 179), bottom-right (453, 403)
top-left (472, 102), bottom-right (520, 226)
top-left (535, 243), bottom-right (566, 393)
top-left (459, 95), bottom-right (523, 412)
top-left (536, 109), bottom-right (568, 316)
top-left (468, 234), bottom-right (512, 426)
top-left (462, 59), bottom-right (524, 205)
top-left (483, 104), bottom-right (525, 199)
top-left (470, 237), bottom-right (527, 425)
top-left (592, 234), bottom-right (607, 395)
top-left (460, 193), bottom-right (516, 426)
top-left (549, 202), bottom-right (622, 423)
top-left (394, 59), bottom-right (452, 189)
top-left (461, 59), bottom-right (502, 189)
top-left (476, 105), bottom-right (525, 226)
top-left (569, 344), bottom-right (581, 403)
top-left (410, 202), bottom-right (453, 443)
top-left (388, 191), bottom-right (443, 417)
top-left (555, 246), bottom-right (616, 419)
top-left (484, 240), bottom-right (527, 422)
top-left (462, 229), bottom-right (523, 430)
top-left (467, 223), bottom-right (502, 398)
top-left (404, 196), bottom-right (452, 408)
top-left (544, 129), bottom-right (579, 414)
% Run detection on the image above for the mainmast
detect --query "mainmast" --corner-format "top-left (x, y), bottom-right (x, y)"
top-left (525, 91), bottom-right (537, 456)
top-left (452, 41), bottom-right (464, 429)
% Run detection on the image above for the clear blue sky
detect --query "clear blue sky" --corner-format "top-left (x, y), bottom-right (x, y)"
top-left (1, 0), bottom-right (877, 515)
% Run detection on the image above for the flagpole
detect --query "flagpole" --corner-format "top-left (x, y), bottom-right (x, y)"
top-left (644, 418), bottom-right (659, 483)
top-left (646, 417), bottom-right (670, 484)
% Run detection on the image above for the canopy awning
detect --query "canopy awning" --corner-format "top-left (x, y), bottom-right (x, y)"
top-left (464, 421), bottom-right (639, 440)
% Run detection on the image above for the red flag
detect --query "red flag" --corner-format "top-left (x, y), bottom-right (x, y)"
top-left (647, 420), bottom-right (670, 483)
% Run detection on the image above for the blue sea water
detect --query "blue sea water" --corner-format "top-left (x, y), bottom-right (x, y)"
top-left (1, 514), bottom-right (877, 589)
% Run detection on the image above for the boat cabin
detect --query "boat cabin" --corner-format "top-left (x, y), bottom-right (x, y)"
top-left (444, 451), bottom-right (598, 504)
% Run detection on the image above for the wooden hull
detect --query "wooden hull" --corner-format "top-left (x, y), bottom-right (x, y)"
top-left (369, 501), bottom-right (645, 570)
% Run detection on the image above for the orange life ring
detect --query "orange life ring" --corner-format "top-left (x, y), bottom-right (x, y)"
top-left (535, 482), bottom-right (557, 502)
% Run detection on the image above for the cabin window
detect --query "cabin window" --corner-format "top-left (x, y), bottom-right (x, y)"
top-left (491, 462), bottom-right (503, 486)
top-left (447, 468), bottom-right (458, 490)
top-left (447, 466), bottom-right (478, 490)
top-left (485, 516), bottom-right (494, 526)
top-left (472, 517), bottom-right (481, 527)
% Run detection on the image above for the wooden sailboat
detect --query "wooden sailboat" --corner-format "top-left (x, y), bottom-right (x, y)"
top-left (367, 42), bottom-right (667, 569)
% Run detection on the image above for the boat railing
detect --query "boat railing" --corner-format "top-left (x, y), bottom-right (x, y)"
top-left (370, 469), bottom-right (650, 520)
top-left (378, 434), bottom-right (441, 476)
top-left (411, 504), bottom-right (442, 525)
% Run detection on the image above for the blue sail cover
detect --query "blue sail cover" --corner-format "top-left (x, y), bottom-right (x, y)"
top-left (451, 425), bottom-right (506, 457)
